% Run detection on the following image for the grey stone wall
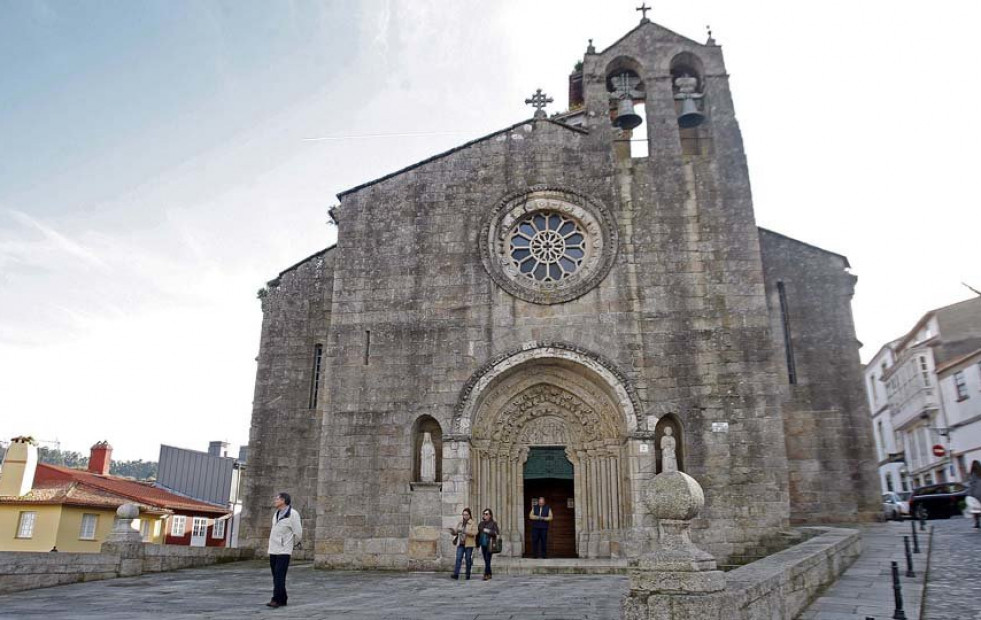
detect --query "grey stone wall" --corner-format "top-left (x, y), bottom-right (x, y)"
top-left (0, 551), bottom-right (119, 594)
top-left (240, 248), bottom-right (335, 559)
top-left (0, 546), bottom-right (253, 595)
top-left (758, 229), bottom-right (880, 523)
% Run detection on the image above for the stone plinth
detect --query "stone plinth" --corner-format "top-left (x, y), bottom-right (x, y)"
top-left (408, 482), bottom-right (442, 570)
top-left (100, 503), bottom-right (144, 577)
top-left (626, 471), bottom-right (725, 618)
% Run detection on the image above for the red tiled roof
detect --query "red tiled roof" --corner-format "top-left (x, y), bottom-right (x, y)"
top-left (31, 464), bottom-right (228, 515)
top-left (0, 479), bottom-right (167, 514)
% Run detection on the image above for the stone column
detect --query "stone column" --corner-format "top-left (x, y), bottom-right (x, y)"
top-left (440, 436), bottom-right (470, 564)
top-left (623, 472), bottom-right (725, 620)
top-left (100, 503), bottom-right (145, 578)
top-left (625, 433), bottom-right (657, 558)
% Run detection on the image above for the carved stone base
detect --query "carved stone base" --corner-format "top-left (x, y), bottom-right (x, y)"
top-left (629, 567), bottom-right (725, 594)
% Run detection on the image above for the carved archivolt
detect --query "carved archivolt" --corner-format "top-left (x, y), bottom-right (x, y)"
top-left (467, 375), bottom-right (629, 556)
top-left (453, 342), bottom-right (641, 435)
top-left (473, 383), bottom-right (621, 456)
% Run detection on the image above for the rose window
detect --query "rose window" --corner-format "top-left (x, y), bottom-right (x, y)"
top-left (508, 211), bottom-right (586, 282)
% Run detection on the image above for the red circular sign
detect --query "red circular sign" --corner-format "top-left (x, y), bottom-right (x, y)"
top-left (932, 444), bottom-right (946, 457)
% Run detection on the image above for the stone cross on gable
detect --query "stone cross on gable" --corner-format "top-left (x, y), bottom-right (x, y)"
top-left (637, 3), bottom-right (651, 22)
top-left (525, 89), bottom-right (553, 119)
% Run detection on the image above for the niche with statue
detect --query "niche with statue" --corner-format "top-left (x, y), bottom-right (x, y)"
top-left (411, 416), bottom-right (443, 485)
top-left (654, 415), bottom-right (684, 474)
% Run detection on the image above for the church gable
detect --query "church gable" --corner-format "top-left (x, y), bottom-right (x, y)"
top-left (335, 118), bottom-right (588, 206)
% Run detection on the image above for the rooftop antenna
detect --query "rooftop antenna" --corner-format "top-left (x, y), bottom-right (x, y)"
top-left (962, 282), bottom-right (981, 297)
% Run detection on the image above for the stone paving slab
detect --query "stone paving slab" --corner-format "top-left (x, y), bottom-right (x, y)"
top-left (797, 521), bottom-right (929, 620)
top-left (0, 560), bottom-right (628, 620)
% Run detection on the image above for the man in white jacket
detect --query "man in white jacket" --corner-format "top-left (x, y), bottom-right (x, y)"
top-left (267, 492), bottom-right (302, 608)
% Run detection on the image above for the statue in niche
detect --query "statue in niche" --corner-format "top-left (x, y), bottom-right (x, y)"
top-left (420, 432), bottom-right (436, 482)
top-left (660, 427), bottom-right (678, 473)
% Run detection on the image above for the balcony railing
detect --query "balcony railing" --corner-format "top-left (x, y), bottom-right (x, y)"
top-left (890, 387), bottom-right (939, 429)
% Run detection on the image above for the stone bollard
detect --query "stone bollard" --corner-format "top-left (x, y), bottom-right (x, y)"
top-left (623, 471), bottom-right (725, 620)
top-left (100, 503), bottom-right (145, 577)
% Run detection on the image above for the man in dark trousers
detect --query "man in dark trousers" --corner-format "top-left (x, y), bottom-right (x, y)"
top-left (267, 492), bottom-right (302, 608)
top-left (528, 496), bottom-right (553, 559)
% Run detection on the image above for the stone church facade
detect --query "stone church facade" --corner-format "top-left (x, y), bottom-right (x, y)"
top-left (241, 19), bottom-right (879, 569)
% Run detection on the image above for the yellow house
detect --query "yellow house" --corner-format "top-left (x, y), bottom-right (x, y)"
top-left (0, 479), bottom-right (169, 552)
top-left (1, 438), bottom-right (225, 552)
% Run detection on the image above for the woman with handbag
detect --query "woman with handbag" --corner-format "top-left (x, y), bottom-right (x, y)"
top-left (477, 508), bottom-right (501, 580)
top-left (449, 508), bottom-right (478, 580)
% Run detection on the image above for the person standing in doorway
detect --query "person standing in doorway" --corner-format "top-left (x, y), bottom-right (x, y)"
top-left (478, 508), bottom-right (500, 580)
top-left (529, 496), bottom-right (553, 559)
top-left (267, 492), bottom-right (302, 608)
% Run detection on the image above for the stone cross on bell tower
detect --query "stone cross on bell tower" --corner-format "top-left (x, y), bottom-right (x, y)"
top-left (525, 88), bottom-right (553, 119)
top-left (636, 3), bottom-right (651, 23)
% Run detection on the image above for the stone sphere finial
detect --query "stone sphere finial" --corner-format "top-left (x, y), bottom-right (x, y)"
top-left (116, 503), bottom-right (140, 519)
top-left (644, 471), bottom-right (704, 521)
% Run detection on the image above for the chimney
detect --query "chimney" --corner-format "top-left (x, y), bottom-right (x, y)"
top-left (208, 441), bottom-right (230, 458)
top-left (0, 437), bottom-right (39, 496)
top-left (88, 441), bottom-right (113, 475)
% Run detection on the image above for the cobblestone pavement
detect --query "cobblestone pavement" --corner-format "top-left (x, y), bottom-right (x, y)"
top-left (922, 516), bottom-right (981, 620)
top-left (0, 561), bottom-right (628, 620)
top-left (798, 522), bottom-right (928, 620)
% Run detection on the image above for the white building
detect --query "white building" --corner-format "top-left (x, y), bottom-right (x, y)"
top-left (863, 341), bottom-right (904, 492)
top-left (864, 297), bottom-right (981, 492)
top-left (936, 348), bottom-right (981, 479)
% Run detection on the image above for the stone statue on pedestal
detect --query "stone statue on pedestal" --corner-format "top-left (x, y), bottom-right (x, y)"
top-left (420, 432), bottom-right (436, 483)
top-left (661, 427), bottom-right (677, 473)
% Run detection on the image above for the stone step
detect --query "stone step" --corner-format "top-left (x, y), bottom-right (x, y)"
top-left (490, 557), bottom-right (630, 575)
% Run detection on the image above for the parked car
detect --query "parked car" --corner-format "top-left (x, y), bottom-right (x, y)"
top-left (909, 483), bottom-right (967, 519)
top-left (882, 491), bottom-right (912, 520)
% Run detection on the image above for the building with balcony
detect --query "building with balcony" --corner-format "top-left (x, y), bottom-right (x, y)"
top-left (864, 297), bottom-right (981, 492)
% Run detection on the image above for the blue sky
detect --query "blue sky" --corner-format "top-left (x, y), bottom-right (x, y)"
top-left (2, 0), bottom-right (979, 460)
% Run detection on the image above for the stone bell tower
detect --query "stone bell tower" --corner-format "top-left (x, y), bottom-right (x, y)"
top-left (547, 8), bottom-right (820, 547)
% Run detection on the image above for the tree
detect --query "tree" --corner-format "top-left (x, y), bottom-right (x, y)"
top-left (110, 460), bottom-right (157, 480)
top-left (35, 447), bottom-right (157, 480)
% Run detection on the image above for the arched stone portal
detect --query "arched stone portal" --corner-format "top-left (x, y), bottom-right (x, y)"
top-left (451, 345), bottom-right (645, 559)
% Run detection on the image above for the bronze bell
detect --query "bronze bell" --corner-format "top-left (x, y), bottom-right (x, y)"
top-left (677, 98), bottom-right (705, 128)
top-left (612, 98), bottom-right (642, 131)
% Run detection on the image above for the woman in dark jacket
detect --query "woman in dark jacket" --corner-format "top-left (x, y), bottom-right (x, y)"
top-left (477, 508), bottom-right (500, 580)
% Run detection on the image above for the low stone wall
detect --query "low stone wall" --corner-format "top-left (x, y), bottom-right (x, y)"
top-left (142, 544), bottom-right (252, 573)
top-left (0, 545), bottom-right (254, 595)
top-left (625, 526), bottom-right (862, 620)
top-left (0, 551), bottom-right (120, 594)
